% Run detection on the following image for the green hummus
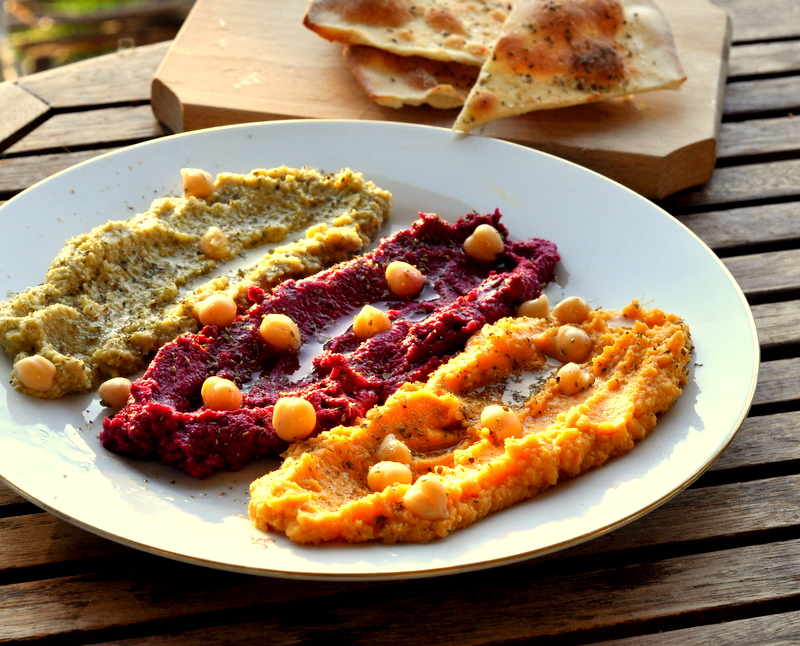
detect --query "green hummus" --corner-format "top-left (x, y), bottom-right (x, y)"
top-left (0, 166), bottom-right (391, 398)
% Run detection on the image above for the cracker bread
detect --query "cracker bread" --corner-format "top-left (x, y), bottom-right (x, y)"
top-left (453, 0), bottom-right (686, 131)
top-left (344, 44), bottom-right (480, 108)
top-left (304, 0), bottom-right (511, 66)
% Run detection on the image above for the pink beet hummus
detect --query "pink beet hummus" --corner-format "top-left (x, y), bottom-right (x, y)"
top-left (101, 211), bottom-right (559, 477)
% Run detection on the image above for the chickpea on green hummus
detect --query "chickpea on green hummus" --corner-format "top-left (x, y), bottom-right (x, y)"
top-left (0, 166), bottom-right (391, 398)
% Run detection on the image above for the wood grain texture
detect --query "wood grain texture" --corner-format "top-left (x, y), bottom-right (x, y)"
top-left (752, 300), bottom-right (800, 350)
top-left (0, 82), bottom-right (49, 152)
top-left (4, 464), bottom-right (799, 575)
top-left (0, 514), bottom-right (128, 570)
top-left (150, 0), bottom-right (730, 199)
top-left (724, 248), bottom-right (800, 299)
top-left (678, 202), bottom-right (800, 250)
top-left (710, 410), bottom-right (800, 471)
top-left (17, 41), bottom-right (168, 110)
top-left (4, 105), bottom-right (166, 155)
top-left (0, 562), bottom-right (375, 643)
top-left (8, 538), bottom-right (800, 645)
top-left (752, 358), bottom-right (800, 408)
top-left (590, 609), bottom-right (800, 646)
top-left (0, 148), bottom-right (116, 195)
top-left (724, 76), bottom-right (800, 117)
top-left (665, 158), bottom-right (800, 210)
top-left (718, 117), bottom-right (800, 160)
top-left (728, 40), bottom-right (800, 77)
top-left (0, 486), bottom-right (28, 507)
top-left (710, 0), bottom-right (800, 43)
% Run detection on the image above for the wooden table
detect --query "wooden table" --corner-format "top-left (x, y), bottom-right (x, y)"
top-left (2, 0), bottom-right (800, 641)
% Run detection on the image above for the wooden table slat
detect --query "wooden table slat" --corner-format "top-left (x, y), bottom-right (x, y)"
top-left (590, 609), bottom-right (800, 646)
top-left (723, 247), bottom-right (800, 299)
top-left (710, 0), bottom-right (800, 43)
top-left (728, 40), bottom-right (800, 78)
top-left (752, 357), bottom-right (800, 408)
top-left (4, 105), bottom-right (166, 156)
top-left (752, 300), bottom-right (800, 350)
top-left (16, 41), bottom-right (171, 110)
top-left (5, 537), bottom-right (800, 645)
top-left (0, 82), bottom-right (50, 152)
top-left (718, 117), bottom-right (800, 160)
top-left (678, 201), bottom-right (800, 251)
top-left (0, 147), bottom-right (118, 196)
top-left (664, 158), bottom-right (800, 210)
top-left (724, 76), bottom-right (800, 118)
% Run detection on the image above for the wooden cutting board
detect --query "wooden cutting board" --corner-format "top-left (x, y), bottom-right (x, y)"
top-left (151, 0), bottom-right (731, 199)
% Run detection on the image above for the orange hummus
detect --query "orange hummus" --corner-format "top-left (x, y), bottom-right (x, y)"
top-left (248, 301), bottom-right (692, 544)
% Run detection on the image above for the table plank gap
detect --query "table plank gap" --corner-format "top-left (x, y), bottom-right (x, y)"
top-left (2, 105), bottom-right (167, 157)
top-left (7, 537), bottom-right (800, 645)
top-left (663, 159), bottom-right (800, 211)
top-left (678, 201), bottom-right (800, 252)
top-left (0, 147), bottom-right (120, 198)
top-left (0, 82), bottom-right (51, 154)
top-left (723, 247), bottom-right (800, 300)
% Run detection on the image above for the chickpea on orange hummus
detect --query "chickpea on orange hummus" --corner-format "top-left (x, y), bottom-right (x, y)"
top-left (248, 301), bottom-right (691, 544)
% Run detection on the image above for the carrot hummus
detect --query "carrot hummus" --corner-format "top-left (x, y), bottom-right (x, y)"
top-left (248, 301), bottom-right (691, 544)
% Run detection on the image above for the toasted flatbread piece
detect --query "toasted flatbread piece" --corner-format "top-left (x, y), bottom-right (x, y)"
top-left (453, 0), bottom-right (686, 131)
top-left (304, 0), bottom-right (511, 66)
top-left (344, 45), bottom-right (480, 108)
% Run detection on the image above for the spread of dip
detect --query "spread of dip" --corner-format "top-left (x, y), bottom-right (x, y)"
top-left (0, 167), bottom-right (390, 398)
top-left (101, 211), bottom-right (560, 478)
top-left (248, 301), bottom-right (691, 544)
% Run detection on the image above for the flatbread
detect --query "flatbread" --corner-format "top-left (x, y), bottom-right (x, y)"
top-left (304, 0), bottom-right (511, 66)
top-left (453, 0), bottom-right (686, 131)
top-left (344, 45), bottom-right (480, 108)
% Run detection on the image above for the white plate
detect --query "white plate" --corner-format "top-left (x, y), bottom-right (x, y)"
top-left (0, 120), bottom-right (758, 580)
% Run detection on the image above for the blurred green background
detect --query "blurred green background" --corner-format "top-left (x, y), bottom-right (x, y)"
top-left (0, 0), bottom-right (194, 79)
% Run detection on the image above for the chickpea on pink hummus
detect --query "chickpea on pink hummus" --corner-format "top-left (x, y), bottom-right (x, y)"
top-left (100, 212), bottom-right (560, 478)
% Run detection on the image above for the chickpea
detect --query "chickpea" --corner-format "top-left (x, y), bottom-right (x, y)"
top-left (181, 168), bottom-right (215, 199)
top-left (402, 475), bottom-right (450, 521)
top-left (463, 224), bottom-right (504, 262)
top-left (480, 404), bottom-right (523, 440)
top-left (517, 294), bottom-right (549, 319)
top-left (201, 376), bottom-right (243, 411)
top-left (376, 434), bottom-right (413, 464)
top-left (554, 325), bottom-right (592, 363)
top-left (555, 362), bottom-right (595, 396)
top-left (385, 261), bottom-right (426, 298)
top-left (353, 304), bottom-right (392, 340)
top-left (272, 396), bottom-right (317, 442)
top-left (14, 355), bottom-right (56, 392)
top-left (195, 293), bottom-right (237, 327)
top-left (551, 296), bottom-right (592, 324)
top-left (259, 313), bottom-right (302, 351)
top-left (198, 226), bottom-right (231, 260)
top-left (98, 377), bottom-right (132, 408)
top-left (368, 461), bottom-right (413, 492)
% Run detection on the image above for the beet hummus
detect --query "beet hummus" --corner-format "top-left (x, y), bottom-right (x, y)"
top-left (101, 212), bottom-right (559, 477)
